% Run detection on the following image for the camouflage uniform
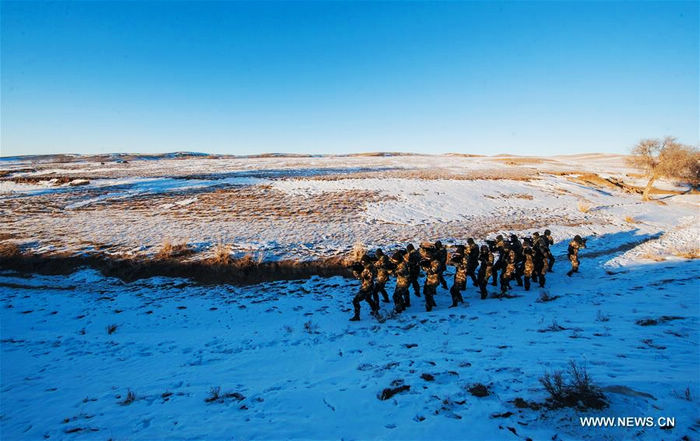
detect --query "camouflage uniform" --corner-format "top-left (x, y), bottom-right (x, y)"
top-left (434, 241), bottom-right (448, 290)
top-left (350, 257), bottom-right (379, 321)
top-left (491, 235), bottom-right (506, 286)
top-left (390, 252), bottom-right (409, 313)
top-left (372, 250), bottom-right (392, 305)
top-left (500, 248), bottom-right (516, 294)
top-left (509, 234), bottom-right (524, 287)
top-left (522, 243), bottom-right (535, 291)
top-left (448, 247), bottom-right (466, 307)
top-left (422, 258), bottom-right (440, 311)
top-left (405, 244), bottom-right (422, 298)
top-left (466, 239), bottom-right (480, 286)
top-left (477, 245), bottom-right (494, 299)
top-left (544, 229), bottom-right (555, 271)
top-left (534, 239), bottom-right (549, 287)
top-left (567, 235), bottom-right (586, 276)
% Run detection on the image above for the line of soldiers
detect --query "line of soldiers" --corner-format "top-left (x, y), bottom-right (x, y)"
top-left (349, 231), bottom-right (587, 321)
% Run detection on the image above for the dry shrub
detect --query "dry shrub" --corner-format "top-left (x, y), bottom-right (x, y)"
top-left (155, 239), bottom-right (193, 260)
top-left (577, 200), bottom-right (591, 213)
top-left (0, 242), bottom-right (21, 258)
top-left (540, 361), bottom-right (607, 409)
top-left (212, 242), bottom-right (232, 265)
top-left (624, 216), bottom-right (638, 223)
top-left (670, 248), bottom-right (700, 259)
top-left (639, 252), bottom-right (666, 262)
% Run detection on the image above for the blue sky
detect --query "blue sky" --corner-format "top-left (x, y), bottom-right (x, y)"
top-left (1, 1), bottom-right (697, 156)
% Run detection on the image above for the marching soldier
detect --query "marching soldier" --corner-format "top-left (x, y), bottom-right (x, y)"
top-left (543, 229), bottom-right (555, 271)
top-left (533, 236), bottom-right (549, 287)
top-left (448, 245), bottom-right (467, 307)
top-left (477, 244), bottom-right (494, 300)
top-left (500, 246), bottom-right (517, 295)
top-left (420, 250), bottom-right (440, 312)
top-left (405, 244), bottom-right (422, 298)
top-left (434, 241), bottom-right (448, 290)
top-left (465, 238), bottom-right (480, 286)
top-left (350, 255), bottom-right (379, 321)
top-left (567, 235), bottom-right (587, 276)
top-left (491, 235), bottom-right (506, 286)
top-left (390, 251), bottom-right (409, 313)
top-left (521, 238), bottom-right (535, 291)
top-left (509, 234), bottom-right (524, 287)
top-left (372, 249), bottom-right (392, 305)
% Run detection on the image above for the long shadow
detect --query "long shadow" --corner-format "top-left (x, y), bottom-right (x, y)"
top-left (576, 229), bottom-right (663, 260)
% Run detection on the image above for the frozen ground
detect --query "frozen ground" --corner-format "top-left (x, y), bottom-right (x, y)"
top-left (1, 229), bottom-right (698, 440)
top-left (1, 153), bottom-right (698, 440)
top-left (0, 153), bottom-right (696, 260)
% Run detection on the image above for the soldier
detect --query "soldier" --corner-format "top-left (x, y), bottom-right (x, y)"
top-left (350, 255), bottom-right (379, 321)
top-left (491, 235), bottom-right (506, 286)
top-left (405, 244), bottom-right (422, 298)
top-left (521, 238), bottom-right (535, 291)
top-left (543, 229), bottom-right (555, 271)
top-left (465, 238), bottom-right (480, 286)
top-left (420, 252), bottom-right (440, 312)
top-left (509, 234), bottom-right (524, 287)
top-left (390, 251), bottom-right (409, 313)
top-left (533, 236), bottom-right (549, 288)
top-left (372, 248), bottom-right (392, 305)
top-left (500, 246), bottom-right (517, 295)
top-left (477, 244), bottom-right (494, 299)
top-left (448, 245), bottom-right (467, 307)
top-left (434, 240), bottom-right (448, 290)
top-left (567, 235), bottom-right (587, 276)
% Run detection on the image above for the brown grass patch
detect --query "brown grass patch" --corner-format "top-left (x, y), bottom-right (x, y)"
top-left (0, 242), bottom-right (20, 258)
top-left (155, 239), bottom-right (194, 260)
top-left (624, 216), bottom-right (638, 224)
top-left (577, 201), bottom-right (591, 213)
top-left (671, 248), bottom-right (700, 259)
top-left (211, 242), bottom-right (232, 265)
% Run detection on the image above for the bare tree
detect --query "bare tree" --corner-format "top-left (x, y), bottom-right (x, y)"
top-left (627, 137), bottom-right (700, 201)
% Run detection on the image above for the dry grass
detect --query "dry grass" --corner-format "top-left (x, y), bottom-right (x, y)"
top-left (671, 248), bottom-right (700, 259)
top-left (577, 200), bottom-right (592, 213)
top-left (0, 242), bottom-right (21, 258)
top-left (639, 252), bottom-right (666, 262)
top-left (624, 216), bottom-right (638, 224)
top-left (211, 242), bottom-right (232, 265)
top-left (155, 239), bottom-right (194, 260)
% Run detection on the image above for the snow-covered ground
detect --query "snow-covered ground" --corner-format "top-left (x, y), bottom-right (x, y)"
top-left (1, 230), bottom-right (698, 440)
top-left (1, 153), bottom-right (698, 440)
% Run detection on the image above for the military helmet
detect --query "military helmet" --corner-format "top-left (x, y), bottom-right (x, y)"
top-left (533, 232), bottom-right (540, 237)
top-left (544, 229), bottom-right (551, 236)
top-left (480, 244), bottom-right (489, 253)
top-left (406, 243), bottom-right (415, 252)
top-left (375, 248), bottom-right (384, 257)
top-left (361, 254), bottom-right (372, 265)
top-left (496, 235), bottom-right (503, 241)
top-left (467, 238), bottom-right (474, 244)
top-left (390, 251), bottom-right (404, 262)
top-left (510, 234), bottom-right (518, 241)
top-left (434, 240), bottom-right (443, 249)
top-left (574, 235), bottom-right (582, 243)
top-left (455, 244), bottom-right (465, 253)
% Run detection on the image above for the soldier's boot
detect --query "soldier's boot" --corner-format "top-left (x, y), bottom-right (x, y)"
top-left (567, 270), bottom-right (573, 277)
top-left (539, 275), bottom-right (546, 288)
top-left (491, 272), bottom-right (498, 286)
top-left (439, 274), bottom-right (448, 290)
top-left (350, 302), bottom-right (361, 321)
top-left (515, 274), bottom-right (523, 286)
top-left (524, 277), bottom-right (531, 291)
top-left (449, 286), bottom-right (460, 307)
top-left (412, 279), bottom-right (421, 297)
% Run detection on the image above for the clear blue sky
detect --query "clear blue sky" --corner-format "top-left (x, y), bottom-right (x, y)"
top-left (1, 1), bottom-right (697, 156)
